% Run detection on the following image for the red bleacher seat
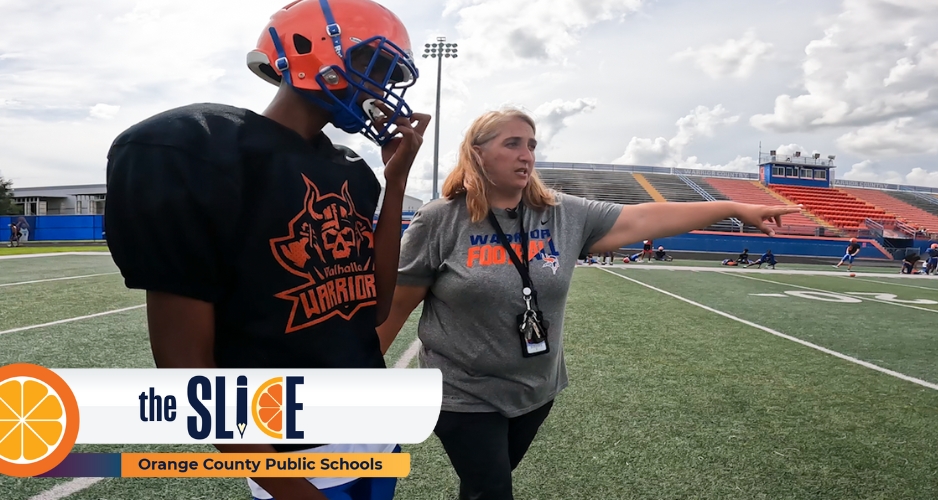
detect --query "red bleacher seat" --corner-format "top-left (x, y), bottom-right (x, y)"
top-left (703, 178), bottom-right (822, 236)
top-left (842, 188), bottom-right (938, 234)
top-left (769, 185), bottom-right (892, 230)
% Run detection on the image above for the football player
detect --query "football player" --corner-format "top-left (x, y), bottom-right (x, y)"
top-left (104, 1), bottom-right (429, 499)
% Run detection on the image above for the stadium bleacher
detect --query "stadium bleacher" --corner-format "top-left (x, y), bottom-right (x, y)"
top-left (692, 176), bottom-right (735, 202)
top-left (640, 173), bottom-right (741, 232)
top-left (770, 185), bottom-right (889, 231)
top-left (887, 191), bottom-right (938, 218)
top-left (641, 173), bottom-right (707, 202)
top-left (703, 178), bottom-right (826, 236)
top-left (537, 169), bottom-right (654, 205)
top-left (841, 188), bottom-right (938, 233)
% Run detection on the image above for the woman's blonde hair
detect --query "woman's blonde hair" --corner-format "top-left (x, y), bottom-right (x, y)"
top-left (442, 108), bottom-right (558, 223)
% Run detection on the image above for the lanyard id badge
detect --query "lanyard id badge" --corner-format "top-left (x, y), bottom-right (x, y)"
top-left (488, 206), bottom-right (551, 358)
top-left (517, 286), bottom-right (550, 357)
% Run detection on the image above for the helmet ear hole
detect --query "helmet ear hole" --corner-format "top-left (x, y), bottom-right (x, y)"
top-left (293, 34), bottom-right (313, 54)
top-left (259, 64), bottom-right (282, 83)
top-left (247, 51), bottom-right (282, 85)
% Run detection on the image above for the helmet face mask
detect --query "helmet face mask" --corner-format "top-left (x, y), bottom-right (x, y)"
top-left (248, 0), bottom-right (420, 146)
top-left (324, 36), bottom-right (418, 145)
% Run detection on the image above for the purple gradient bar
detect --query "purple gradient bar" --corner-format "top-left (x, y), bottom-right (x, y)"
top-left (37, 453), bottom-right (121, 478)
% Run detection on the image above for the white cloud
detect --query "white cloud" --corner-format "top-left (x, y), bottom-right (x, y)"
top-left (612, 104), bottom-right (749, 170)
top-left (775, 144), bottom-right (808, 156)
top-left (841, 159), bottom-right (907, 184)
top-left (89, 104), bottom-right (120, 120)
top-left (883, 57), bottom-right (916, 86)
top-left (840, 159), bottom-right (938, 188)
top-left (444, 0), bottom-right (645, 78)
top-left (750, 0), bottom-right (938, 135)
top-left (905, 167), bottom-right (938, 188)
top-left (672, 30), bottom-right (773, 79)
top-left (836, 117), bottom-right (938, 156)
top-left (533, 98), bottom-right (598, 151)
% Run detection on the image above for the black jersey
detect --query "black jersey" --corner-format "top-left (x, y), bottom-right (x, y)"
top-left (105, 103), bottom-right (386, 373)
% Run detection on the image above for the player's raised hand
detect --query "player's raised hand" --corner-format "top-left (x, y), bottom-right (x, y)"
top-left (369, 101), bottom-right (431, 186)
top-left (735, 203), bottom-right (805, 237)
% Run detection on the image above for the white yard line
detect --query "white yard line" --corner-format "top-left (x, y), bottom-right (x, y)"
top-left (582, 263), bottom-right (927, 279)
top-left (0, 305), bottom-right (146, 337)
top-left (840, 275), bottom-right (938, 292)
top-left (28, 478), bottom-right (107, 500)
top-left (0, 251), bottom-right (110, 260)
top-left (599, 268), bottom-right (938, 391)
top-left (724, 272), bottom-right (938, 315)
top-left (393, 339), bottom-right (422, 369)
top-left (0, 272), bottom-right (120, 288)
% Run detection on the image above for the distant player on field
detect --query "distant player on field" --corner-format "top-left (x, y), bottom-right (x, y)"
top-left (925, 243), bottom-right (938, 275)
top-left (901, 253), bottom-right (921, 274)
top-left (622, 251), bottom-right (643, 263)
top-left (746, 249), bottom-right (776, 269)
top-left (641, 239), bottom-right (653, 262)
top-left (834, 238), bottom-right (861, 271)
top-left (600, 251), bottom-right (615, 265)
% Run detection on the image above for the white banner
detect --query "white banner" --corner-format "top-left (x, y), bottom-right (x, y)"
top-left (53, 369), bottom-right (442, 445)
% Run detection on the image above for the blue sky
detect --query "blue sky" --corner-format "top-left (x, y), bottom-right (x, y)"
top-left (1, 0), bottom-right (937, 202)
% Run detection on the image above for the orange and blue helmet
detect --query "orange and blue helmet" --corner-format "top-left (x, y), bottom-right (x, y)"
top-left (248, 0), bottom-right (418, 145)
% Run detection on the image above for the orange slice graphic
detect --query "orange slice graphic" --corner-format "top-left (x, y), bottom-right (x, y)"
top-left (0, 364), bottom-right (79, 477)
top-left (251, 377), bottom-right (284, 439)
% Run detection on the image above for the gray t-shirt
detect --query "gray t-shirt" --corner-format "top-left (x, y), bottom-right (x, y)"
top-left (397, 191), bottom-right (622, 417)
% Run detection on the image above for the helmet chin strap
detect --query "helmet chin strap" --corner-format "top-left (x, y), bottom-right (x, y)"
top-left (318, 0), bottom-right (345, 58)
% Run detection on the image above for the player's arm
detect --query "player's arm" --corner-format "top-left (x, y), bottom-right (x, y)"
top-left (146, 292), bottom-right (328, 500)
top-left (376, 285), bottom-right (427, 354)
top-left (590, 201), bottom-right (803, 253)
top-left (372, 179), bottom-right (407, 325)
top-left (371, 107), bottom-right (430, 325)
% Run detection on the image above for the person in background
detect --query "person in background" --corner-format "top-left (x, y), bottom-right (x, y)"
top-left (375, 107), bottom-right (801, 500)
top-left (901, 253), bottom-right (922, 274)
top-left (600, 251), bottom-right (614, 265)
top-left (834, 238), bottom-right (861, 272)
top-left (924, 243), bottom-right (938, 275)
top-left (736, 248), bottom-right (750, 265)
top-left (622, 251), bottom-right (643, 263)
top-left (641, 239), bottom-right (654, 262)
top-left (746, 249), bottom-right (777, 269)
top-left (8, 223), bottom-right (20, 247)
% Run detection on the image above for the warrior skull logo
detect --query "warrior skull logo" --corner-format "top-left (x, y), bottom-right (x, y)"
top-left (273, 177), bottom-right (374, 278)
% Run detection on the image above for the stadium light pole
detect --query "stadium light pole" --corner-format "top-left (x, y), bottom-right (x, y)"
top-left (422, 37), bottom-right (458, 200)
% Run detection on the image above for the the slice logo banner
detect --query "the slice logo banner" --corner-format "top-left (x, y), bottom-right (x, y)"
top-left (0, 364), bottom-right (442, 477)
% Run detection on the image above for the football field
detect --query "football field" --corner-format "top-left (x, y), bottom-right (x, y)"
top-left (2, 252), bottom-right (936, 499)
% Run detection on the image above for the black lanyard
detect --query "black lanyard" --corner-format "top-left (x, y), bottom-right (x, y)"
top-left (487, 206), bottom-right (540, 308)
